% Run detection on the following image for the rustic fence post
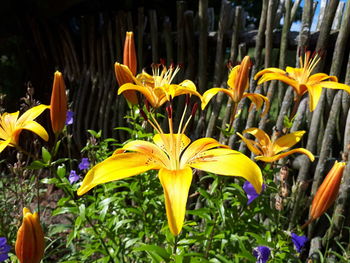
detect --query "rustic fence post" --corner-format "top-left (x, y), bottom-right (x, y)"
top-left (137, 7), bottom-right (145, 71)
top-left (149, 10), bottom-right (159, 63)
top-left (205, 0), bottom-right (232, 138)
top-left (198, 0), bottom-right (208, 94)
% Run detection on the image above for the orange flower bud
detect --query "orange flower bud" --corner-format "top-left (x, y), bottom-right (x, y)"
top-left (123, 31), bottom-right (137, 76)
top-left (50, 71), bottom-right (67, 134)
top-left (310, 161), bottom-right (346, 220)
top-left (15, 208), bottom-right (45, 263)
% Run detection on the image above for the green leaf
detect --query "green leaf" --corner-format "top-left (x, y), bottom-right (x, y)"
top-left (42, 147), bottom-right (51, 164)
top-left (133, 244), bottom-right (170, 262)
top-left (57, 164), bottom-right (66, 179)
top-left (28, 160), bottom-right (47, 169)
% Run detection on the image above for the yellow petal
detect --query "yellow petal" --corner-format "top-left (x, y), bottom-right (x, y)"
top-left (236, 132), bottom-right (263, 156)
top-left (201, 88), bottom-right (231, 109)
top-left (21, 121), bottom-right (49, 142)
top-left (308, 73), bottom-right (337, 85)
top-left (180, 137), bottom-right (229, 167)
top-left (273, 130), bottom-right (306, 154)
top-left (243, 93), bottom-right (270, 116)
top-left (77, 152), bottom-right (159, 196)
top-left (227, 65), bottom-right (240, 87)
top-left (122, 140), bottom-right (170, 167)
top-left (257, 72), bottom-right (299, 92)
top-left (118, 83), bottom-right (157, 107)
top-left (17, 104), bottom-right (50, 125)
top-left (158, 167), bottom-right (193, 235)
top-left (153, 133), bottom-right (191, 156)
top-left (242, 127), bottom-right (272, 148)
top-left (227, 56), bottom-right (251, 101)
top-left (306, 84), bottom-right (323, 112)
top-left (255, 148), bottom-right (315, 162)
top-left (254, 67), bottom-right (287, 80)
top-left (189, 148), bottom-right (263, 194)
top-left (0, 139), bottom-right (11, 153)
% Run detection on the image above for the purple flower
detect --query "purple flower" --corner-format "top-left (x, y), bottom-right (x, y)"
top-left (291, 232), bottom-right (308, 253)
top-left (243, 181), bottom-right (266, 205)
top-left (66, 110), bottom-right (74, 125)
top-left (0, 237), bottom-right (11, 262)
top-left (253, 246), bottom-right (270, 263)
top-left (78, 158), bottom-right (90, 170)
top-left (68, 170), bottom-right (80, 184)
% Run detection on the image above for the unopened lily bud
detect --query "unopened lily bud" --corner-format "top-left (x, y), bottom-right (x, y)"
top-left (50, 71), bottom-right (67, 134)
top-left (15, 207), bottom-right (45, 263)
top-left (310, 161), bottom-right (346, 220)
top-left (123, 31), bottom-right (137, 76)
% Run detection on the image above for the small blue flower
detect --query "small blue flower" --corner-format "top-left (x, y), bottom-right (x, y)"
top-left (66, 110), bottom-right (74, 125)
top-left (78, 158), bottom-right (90, 170)
top-left (243, 181), bottom-right (266, 205)
top-left (291, 232), bottom-right (308, 253)
top-left (68, 170), bottom-right (80, 184)
top-left (253, 246), bottom-right (270, 263)
top-left (0, 237), bottom-right (11, 262)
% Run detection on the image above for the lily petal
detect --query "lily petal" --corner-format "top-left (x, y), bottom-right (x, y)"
top-left (153, 133), bottom-right (191, 156)
top-left (308, 73), bottom-right (338, 85)
top-left (0, 139), bottom-right (11, 153)
top-left (118, 83), bottom-right (158, 107)
top-left (17, 104), bottom-right (50, 125)
top-left (201, 88), bottom-right (232, 109)
top-left (21, 121), bottom-right (49, 142)
top-left (77, 153), bottom-right (159, 195)
top-left (243, 93), bottom-right (270, 116)
top-left (236, 132), bottom-right (263, 156)
top-left (243, 128), bottom-right (272, 148)
top-left (306, 84), bottom-right (323, 112)
top-left (273, 131), bottom-right (306, 154)
top-left (114, 63), bottom-right (138, 104)
top-left (256, 72), bottom-right (299, 91)
top-left (189, 148), bottom-right (263, 194)
top-left (158, 167), bottom-right (193, 235)
top-left (255, 148), bottom-right (315, 163)
top-left (122, 140), bottom-right (170, 167)
top-left (254, 67), bottom-right (287, 80)
top-left (180, 137), bottom-right (229, 167)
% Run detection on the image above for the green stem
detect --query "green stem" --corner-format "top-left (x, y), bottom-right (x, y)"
top-left (173, 235), bottom-right (179, 255)
top-left (205, 212), bottom-right (218, 258)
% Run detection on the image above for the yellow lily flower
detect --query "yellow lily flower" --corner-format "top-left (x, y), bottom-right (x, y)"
top-left (78, 94), bottom-right (263, 236)
top-left (118, 64), bottom-right (202, 108)
top-left (254, 51), bottom-right (350, 111)
top-left (237, 128), bottom-right (315, 163)
top-left (0, 104), bottom-right (49, 153)
top-left (201, 56), bottom-right (269, 116)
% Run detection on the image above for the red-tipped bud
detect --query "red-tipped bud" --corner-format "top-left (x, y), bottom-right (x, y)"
top-left (145, 100), bottom-right (151, 113)
top-left (50, 71), bottom-right (67, 134)
top-left (185, 94), bottom-right (190, 106)
top-left (310, 161), bottom-right (346, 220)
top-left (191, 102), bottom-right (198, 117)
top-left (140, 109), bottom-right (148, 121)
top-left (166, 105), bottom-right (173, 119)
top-left (123, 32), bottom-right (137, 76)
top-left (15, 207), bottom-right (45, 263)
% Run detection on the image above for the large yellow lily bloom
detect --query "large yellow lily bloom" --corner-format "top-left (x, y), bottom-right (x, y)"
top-left (0, 104), bottom-right (49, 153)
top-left (78, 133), bottom-right (263, 235)
top-left (237, 128), bottom-right (315, 163)
top-left (254, 51), bottom-right (350, 111)
top-left (201, 56), bottom-right (269, 115)
top-left (118, 65), bottom-right (202, 108)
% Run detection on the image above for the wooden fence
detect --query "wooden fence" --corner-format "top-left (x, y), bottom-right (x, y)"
top-left (21, 0), bottom-right (350, 260)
